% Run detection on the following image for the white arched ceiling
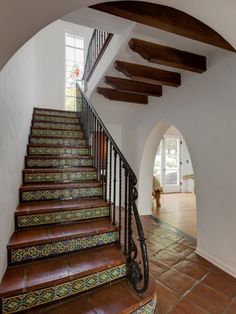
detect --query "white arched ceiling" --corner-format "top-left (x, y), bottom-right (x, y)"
top-left (0, 0), bottom-right (236, 71)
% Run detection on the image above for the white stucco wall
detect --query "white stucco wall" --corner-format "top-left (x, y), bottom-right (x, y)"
top-left (0, 20), bottom-right (92, 280)
top-left (92, 49), bottom-right (236, 276)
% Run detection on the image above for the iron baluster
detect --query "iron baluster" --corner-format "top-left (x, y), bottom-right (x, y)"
top-left (112, 150), bottom-right (117, 225)
top-left (109, 141), bottom-right (112, 221)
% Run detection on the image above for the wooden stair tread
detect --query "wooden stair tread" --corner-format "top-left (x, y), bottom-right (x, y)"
top-left (20, 181), bottom-right (102, 191)
top-left (0, 246), bottom-right (125, 298)
top-left (8, 218), bottom-right (117, 248)
top-left (25, 278), bottom-right (157, 314)
top-left (23, 167), bottom-right (96, 174)
top-left (15, 198), bottom-right (108, 215)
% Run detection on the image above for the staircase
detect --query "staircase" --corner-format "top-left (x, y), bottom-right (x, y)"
top-left (0, 107), bottom-right (157, 313)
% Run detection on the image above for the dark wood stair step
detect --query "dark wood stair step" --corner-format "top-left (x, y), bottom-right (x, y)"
top-left (15, 198), bottom-right (108, 216)
top-left (129, 38), bottom-right (207, 73)
top-left (15, 198), bottom-right (109, 228)
top-left (0, 246), bottom-right (127, 313)
top-left (25, 278), bottom-right (157, 314)
top-left (8, 219), bottom-right (119, 263)
top-left (115, 60), bottom-right (181, 87)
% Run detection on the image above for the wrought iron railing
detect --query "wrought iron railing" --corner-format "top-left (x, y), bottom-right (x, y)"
top-left (83, 29), bottom-right (113, 86)
top-left (77, 86), bottom-right (149, 293)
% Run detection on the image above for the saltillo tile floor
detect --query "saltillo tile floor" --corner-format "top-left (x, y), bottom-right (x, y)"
top-left (8, 215), bottom-right (235, 313)
top-left (140, 216), bottom-right (236, 314)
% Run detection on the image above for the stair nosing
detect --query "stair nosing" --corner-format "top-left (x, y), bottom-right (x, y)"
top-left (0, 246), bottom-right (126, 298)
top-left (15, 198), bottom-right (108, 216)
top-left (8, 220), bottom-right (119, 249)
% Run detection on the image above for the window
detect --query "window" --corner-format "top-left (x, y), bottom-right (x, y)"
top-left (65, 32), bottom-right (84, 111)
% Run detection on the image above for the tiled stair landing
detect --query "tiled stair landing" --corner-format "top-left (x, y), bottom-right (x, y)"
top-left (0, 108), bottom-right (157, 313)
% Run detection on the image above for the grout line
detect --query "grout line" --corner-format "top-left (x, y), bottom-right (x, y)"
top-left (150, 215), bottom-right (196, 242)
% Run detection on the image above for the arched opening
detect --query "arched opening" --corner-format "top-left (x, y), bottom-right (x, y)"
top-left (152, 125), bottom-right (196, 238)
top-left (138, 121), bottom-right (197, 239)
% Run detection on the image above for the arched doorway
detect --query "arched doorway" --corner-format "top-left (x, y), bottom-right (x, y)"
top-left (152, 125), bottom-right (196, 238)
top-left (138, 121), bottom-right (197, 239)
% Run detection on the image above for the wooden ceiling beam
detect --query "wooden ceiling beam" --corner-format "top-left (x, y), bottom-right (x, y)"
top-left (105, 76), bottom-right (162, 97)
top-left (129, 38), bottom-right (207, 73)
top-left (91, 1), bottom-right (235, 52)
top-left (114, 60), bottom-right (181, 87)
top-left (97, 87), bottom-right (148, 104)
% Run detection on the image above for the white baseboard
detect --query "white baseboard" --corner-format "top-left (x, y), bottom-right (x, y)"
top-left (196, 247), bottom-right (236, 278)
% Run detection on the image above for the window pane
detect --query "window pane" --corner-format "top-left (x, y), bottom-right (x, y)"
top-left (75, 38), bottom-right (84, 49)
top-left (65, 35), bottom-right (74, 47)
top-left (66, 47), bottom-right (74, 60)
top-left (75, 49), bottom-right (84, 63)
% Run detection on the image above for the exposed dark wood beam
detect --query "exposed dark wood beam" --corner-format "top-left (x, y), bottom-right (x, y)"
top-left (129, 38), bottom-right (206, 73)
top-left (97, 87), bottom-right (148, 104)
top-left (91, 1), bottom-right (235, 52)
top-left (114, 61), bottom-right (181, 87)
top-left (105, 76), bottom-right (162, 97)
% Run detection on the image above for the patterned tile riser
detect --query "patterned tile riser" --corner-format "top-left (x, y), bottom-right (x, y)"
top-left (30, 137), bottom-right (86, 146)
top-left (26, 158), bottom-right (93, 168)
top-left (10, 231), bottom-right (119, 263)
top-left (31, 129), bottom-right (84, 138)
top-left (2, 264), bottom-right (127, 314)
top-left (34, 109), bottom-right (78, 117)
top-left (24, 172), bottom-right (97, 183)
top-left (34, 115), bottom-right (79, 124)
top-left (131, 298), bottom-right (157, 314)
top-left (21, 187), bottom-right (103, 202)
top-left (17, 207), bottom-right (109, 228)
top-left (28, 147), bottom-right (89, 155)
top-left (33, 122), bottom-right (81, 130)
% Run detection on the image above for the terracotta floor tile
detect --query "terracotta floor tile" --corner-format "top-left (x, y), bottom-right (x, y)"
top-left (9, 227), bottom-right (50, 247)
top-left (166, 243), bottom-right (194, 257)
top-left (185, 282), bottom-right (231, 314)
top-left (27, 295), bottom-right (96, 314)
top-left (169, 298), bottom-right (208, 314)
top-left (158, 269), bottom-right (196, 295)
top-left (149, 260), bottom-right (169, 278)
top-left (173, 259), bottom-right (211, 280)
top-left (225, 299), bottom-right (236, 314)
top-left (0, 266), bottom-right (25, 296)
top-left (153, 250), bottom-right (183, 267)
top-left (177, 238), bottom-right (196, 249)
top-left (26, 257), bottom-right (69, 290)
top-left (88, 281), bottom-right (140, 313)
top-left (202, 270), bottom-right (236, 297)
top-left (148, 238), bottom-right (175, 252)
top-left (154, 281), bottom-right (179, 313)
top-left (186, 252), bottom-right (217, 269)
